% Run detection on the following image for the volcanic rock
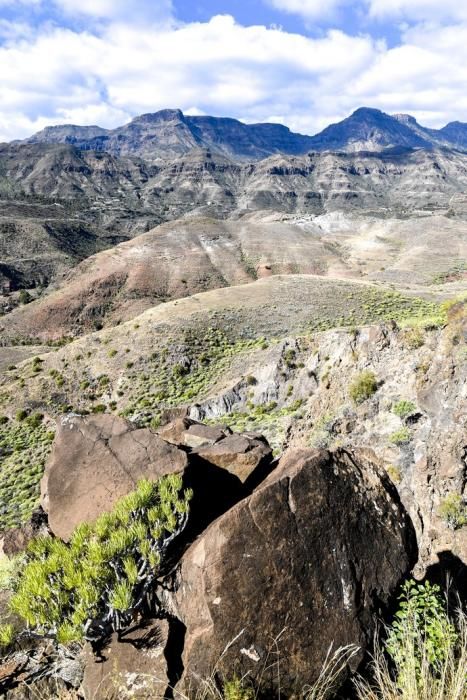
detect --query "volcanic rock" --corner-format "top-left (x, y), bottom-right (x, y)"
top-left (81, 619), bottom-right (171, 700)
top-left (40, 414), bottom-right (188, 540)
top-left (168, 448), bottom-right (417, 695)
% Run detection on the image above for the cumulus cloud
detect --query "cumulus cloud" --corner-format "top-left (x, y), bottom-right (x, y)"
top-left (0, 10), bottom-right (466, 142)
top-left (262, 0), bottom-right (348, 20)
top-left (54, 0), bottom-right (173, 22)
top-left (367, 0), bottom-right (467, 22)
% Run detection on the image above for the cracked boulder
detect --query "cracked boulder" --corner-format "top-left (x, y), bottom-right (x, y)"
top-left (168, 448), bottom-right (417, 695)
top-left (41, 415), bottom-right (188, 540)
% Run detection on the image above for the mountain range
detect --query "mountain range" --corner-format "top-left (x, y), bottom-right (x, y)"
top-left (20, 106), bottom-right (467, 161)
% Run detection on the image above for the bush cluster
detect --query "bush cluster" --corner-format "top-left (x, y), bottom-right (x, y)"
top-left (349, 370), bottom-right (378, 405)
top-left (3, 475), bottom-right (192, 646)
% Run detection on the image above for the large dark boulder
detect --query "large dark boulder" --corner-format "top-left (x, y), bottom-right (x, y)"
top-left (40, 415), bottom-right (188, 540)
top-left (168, 448), bottom-right (417, 695)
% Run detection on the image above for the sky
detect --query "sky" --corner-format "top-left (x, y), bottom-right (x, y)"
top-left (0, 0), bottom-right (466, 141)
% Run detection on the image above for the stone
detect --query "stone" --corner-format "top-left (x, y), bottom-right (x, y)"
top-left (183, 423), bottom-right (229, 448)
top-left (158, 418), bottom-right (231, 448)
top-left (193, 433), bottom-right (273, 483)
top-left (81, 619), bottom-right (171, 700)
top-left (157, 416), bottom-right (196, 445)
top-left (169, 448), bottom-right (416, 695)
top-left (2, 508), bottom-right (49, 556)
top-left (41, 415), bottom-right (188, 540)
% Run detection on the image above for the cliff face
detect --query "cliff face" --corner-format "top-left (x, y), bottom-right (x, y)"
top-left (22, 109), bottom-right (316, 162)
top-left (2, 141), bottom-right (467, 298)
top-left (189, 311), bottom-right (467, 577)
top-left (21, 107), bottom-right (467, 159)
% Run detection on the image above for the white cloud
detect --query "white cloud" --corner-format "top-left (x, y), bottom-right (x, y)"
top-left (262, 0), bottom-right (348, 20)
top-left (54, 0), bottom-right (173, 22)
top-left (0, 12), bottom-right (466, 142)
top-left (367, 0), bottom-right (467, 22)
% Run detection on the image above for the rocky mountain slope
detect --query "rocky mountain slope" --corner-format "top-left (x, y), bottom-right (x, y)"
top-left (21, 109), bottom-right (316, 162)
top-left (0, 274), bottom-right (464, 697)
top-left (1, 210), bottom-right (465, 342)
top-left (306, 107), bottom-right (467, 152)
top-left (21, 107), bottom-right (467, 159)
top-left (2, 141), bottom-right (467, 300)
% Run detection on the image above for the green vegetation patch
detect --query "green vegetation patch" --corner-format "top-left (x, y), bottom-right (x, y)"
top-left (205, 399), bottom-right (305, 454)
top-left (0, 419), bottom-right (55, 532)
top-left (392, 400), bottom-right (417, 419)
top-left (122, 329), bottom-right (272, 426)
top-left (349, 370), bottom-right (378, 405)
top-left (3, 475), bottom-right (192, 646)
top-left (305, 286), bottom-right (446, 334)
top-left (389, 427), bottom-right (411, 446)
top-left (438, 493), bottom-right (467, 530)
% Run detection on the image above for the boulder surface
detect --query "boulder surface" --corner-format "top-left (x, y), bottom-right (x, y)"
top-left (41, 414), bottom-right (188, 540)
top-left (169, 448), bottom-right (417, 694)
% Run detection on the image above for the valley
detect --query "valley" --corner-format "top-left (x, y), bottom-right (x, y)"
top-left (0, 106), bottom-right (465, 699)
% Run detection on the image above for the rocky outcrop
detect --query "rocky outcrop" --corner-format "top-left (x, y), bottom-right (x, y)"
top-left (1, 428), bottom-right (416, 698)
top-left (40, 414), bottom-right (188, 540)
top-left (40, 415), bottom-right (274, 542)
top-left (167, 448), bottom-right (416, 695)
top-left (81, 620), bottom-right (171, 700)
top-left (192, 432), bottom-right (272, 484)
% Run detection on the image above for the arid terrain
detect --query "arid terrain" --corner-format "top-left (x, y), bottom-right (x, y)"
top-left (0, 108), bottom-right (466, 699)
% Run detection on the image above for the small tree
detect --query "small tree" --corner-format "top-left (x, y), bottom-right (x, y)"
top-left (8, 475), bottom-right (192, 645)
top-left (386, 580), bottom-right (458, 688)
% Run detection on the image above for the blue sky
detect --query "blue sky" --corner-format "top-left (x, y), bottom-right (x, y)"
top-left (0, 0), bottom-right (466, 141)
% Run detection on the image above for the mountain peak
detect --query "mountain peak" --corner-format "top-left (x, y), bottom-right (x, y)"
top-left (350, 107), bottom-right (385, 118)
top-left (392, 113), bottom-right (418, 126)
top-left (129, 109), bottom-right (185, 125)
top-left (21, 106), bottom-right (467, 160)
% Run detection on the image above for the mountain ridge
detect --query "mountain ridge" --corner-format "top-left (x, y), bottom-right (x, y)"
top-left (18, 106), bottom-right (467, 161)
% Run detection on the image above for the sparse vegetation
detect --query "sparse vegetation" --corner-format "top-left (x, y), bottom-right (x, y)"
top-left (0, 419), bottom-right (55, 531)
top-left (403, 327), bottom-right (425, 349)
top-left (6, 476), bottom-right (192, 644)
top-left (392, 400), bottom-right (417, 419)
top-left (438, 493), bottom-right (467, 530)
top-left (356, 580), bottom-right (466, 700)
top-left (18, 289), bottom-right (32, 305)
top-left (386, 464), bottom-right (402, 484)
top-left (349, 370), bottom-right (378, 404)
top-left (389, 427), bottom-right (411, 445)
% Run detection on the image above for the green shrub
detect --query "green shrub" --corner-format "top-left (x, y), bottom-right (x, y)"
top-left (91, 404), bottom-right (106, 414)
top-left (172, 363), bottom-right (189, 378)
top-left (223, 678), bottom-right (254, 700)
top-left (0, 416), bottom-right (8, 426)
top-left (349, 371), bottom-right (378, 404)
top-left (0, 623), bottom-right (14, 650)
top-left (386, 580), bottom-right (458, 686)
top-left (24, 412), bottom-right (43, 429)
top-left (0, 555), bottom-right (19, 590)
top-left (389, 427), bottom-right (411, 445)
top-left (438, 493), bottom-right (467, 530)
top-left (150, 415), bottom-right (161, 430)
top-left (19, 290), bottom-right (32, 305)
top-left (7, 476), bottom-right (192, 645)
top-left (15, 409), bottom-right (28, 422)
top-left (386, 464), bottom-right (402, 484)
top-left (392, 400), bottom-right (417, 419)
top-left (404, 327), bottom-right (425, 349)
top-left (108, 349), bottom-right (117, 358)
